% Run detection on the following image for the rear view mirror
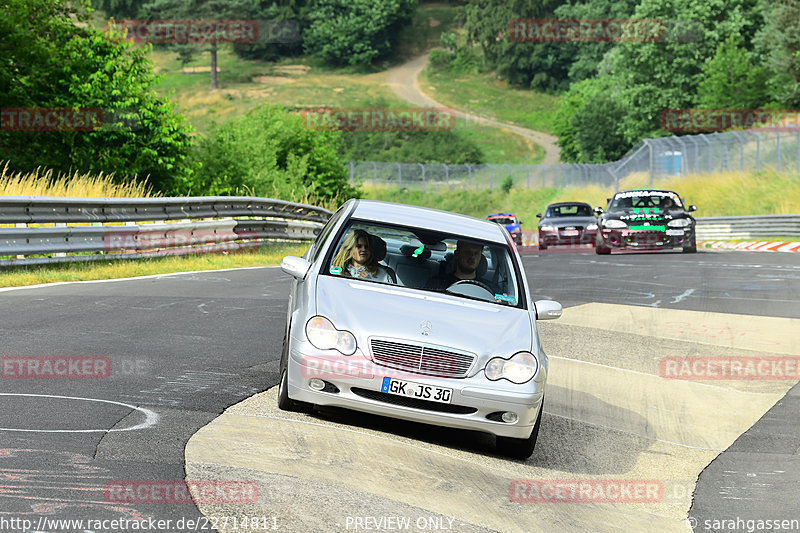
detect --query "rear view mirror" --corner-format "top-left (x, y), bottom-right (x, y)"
top-left (535, 300), bottom-right (562, 320)
top-left (280, 256), bottom-right (311, 280)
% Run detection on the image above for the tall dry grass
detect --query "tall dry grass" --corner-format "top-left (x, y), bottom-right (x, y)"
top-left (0, 162), bottom-right (158, 198)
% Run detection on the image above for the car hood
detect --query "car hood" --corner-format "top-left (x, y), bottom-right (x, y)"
top-left (315, 276), bottom-right (534, 364)
top-left (539, 216), bottom-right (597, 227)
top-left (604, 208), bottom-right (691, 224)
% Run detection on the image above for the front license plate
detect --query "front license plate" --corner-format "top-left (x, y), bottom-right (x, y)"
top-left (666, 229), bottom-right (684, 236)
top-left (381, 377), bottom-right (452, 404)
top-left (560, 230), bottom-right (579, 236)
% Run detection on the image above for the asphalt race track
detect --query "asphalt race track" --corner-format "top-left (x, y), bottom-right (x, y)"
top-left (1, 248), bottom-right (798, 532)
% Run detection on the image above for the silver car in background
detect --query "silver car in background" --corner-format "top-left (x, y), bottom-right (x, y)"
top-left (278, 199), bottom-right (562, 459)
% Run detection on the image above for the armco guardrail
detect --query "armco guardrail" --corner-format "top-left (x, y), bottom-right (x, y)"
top-left (0, 196), bottom-right (332, 266)
top-left (695, 214), bottom-right (800, 240)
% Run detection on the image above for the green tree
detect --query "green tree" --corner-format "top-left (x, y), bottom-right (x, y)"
top-left (0, 0), bottom-right (194, 193)
top-left (192, 104), bottom-right (358, 201)
top-left (610, 0), bottom-right (764, 144)
top-left (553, 77), bottom-right (626, 163)
top-left (91, 0), bottom-right (144, 18)
top-left (303, 0), bottom-right (417, 67)
top-left (552, 0), bottom-right (639, 83)
top-left (754, 0), bottom-right (800, 106)
top-left (696, 36), bottom-right (770, 109)
top-left (463, 0), bottom-right (571, 91)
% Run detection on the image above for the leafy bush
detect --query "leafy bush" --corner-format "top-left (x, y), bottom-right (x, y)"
top-left (553, 77), bottom-right (627, 163)
top-left (0, 0), bottom-right (194, 194)
top-left (191, 104), bottom-right (358, 202)
top-left (303, 0), bottom-right (417, 67)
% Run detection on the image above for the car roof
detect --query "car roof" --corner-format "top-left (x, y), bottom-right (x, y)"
top-left (487, 213), bottom-right (515, 218)
top-left (348, 199), bottom-right (508, 243)
top-left (614, 189), bottom-right (679, 195)
top-left (545, 201), bottom-right (592, 208)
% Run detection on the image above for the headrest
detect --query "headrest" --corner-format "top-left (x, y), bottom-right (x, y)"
top-left (368, 234), bottom-right (387, 262)
top-left (400, 244), bottom-right (431, 259)
top-left (441, 251), bottom-right (488, 277)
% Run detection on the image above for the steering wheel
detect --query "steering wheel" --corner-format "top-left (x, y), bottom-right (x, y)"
top-left (446, 279), bottom-right (494, 295)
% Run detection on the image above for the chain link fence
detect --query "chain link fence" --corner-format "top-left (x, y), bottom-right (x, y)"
top-left (348, 127), bottom-right (800, 191)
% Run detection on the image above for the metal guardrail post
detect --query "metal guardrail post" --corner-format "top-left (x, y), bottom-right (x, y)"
top-left (734, 131), bottom-right (747, 171)
top-left (644, 139), bottom-right (654, 187)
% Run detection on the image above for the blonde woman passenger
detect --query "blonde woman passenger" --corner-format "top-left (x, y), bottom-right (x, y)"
top-left (331, 229), bottom-right (396, 284)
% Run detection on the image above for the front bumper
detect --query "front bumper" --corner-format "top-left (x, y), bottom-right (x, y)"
top-left (539, 229), bottom-right (596, 247)
top-left (287, 341), bottom-right (545, 439)
top-left (598, 228), bottom-right (694, 249)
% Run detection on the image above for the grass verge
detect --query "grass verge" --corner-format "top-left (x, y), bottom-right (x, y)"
top-left (420, 64), bottom-right (560, 136)
top-left (0, 243), bottom-right (309, 288)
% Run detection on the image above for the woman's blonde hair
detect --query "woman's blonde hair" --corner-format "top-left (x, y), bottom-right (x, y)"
top-left (331, 229), bottom-right (378, 276)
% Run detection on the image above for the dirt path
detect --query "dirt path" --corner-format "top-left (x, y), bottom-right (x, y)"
top-left (384, 53), bottom-right (562, 164)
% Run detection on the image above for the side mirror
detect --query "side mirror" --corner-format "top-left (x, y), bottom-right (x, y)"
top-left (519, 220), bottom-right (524, 225)
top-left (280, 256), bottom-right (312, 280)
top-left (534, 300), bottom-right (562, 320)
top-left (688, 205), bottom-right (697, 212)
top-left (535, 213), bottom-right (543, 218)
top-left (593, 206), bottom-right (604, 216)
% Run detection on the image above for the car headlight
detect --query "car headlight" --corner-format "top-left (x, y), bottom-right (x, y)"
top-left (586, 223), bottom-right (598, 231)
top-left (485, 352), bottom-right (538, 384)
top-left (667, 218), bottom-right (691, 227)
top-left (603, 219), bottom-right (627, 229)
top-left (540, 224), bottom-right (556, 232)
top-left (305, 316), bottom-right (357, 355)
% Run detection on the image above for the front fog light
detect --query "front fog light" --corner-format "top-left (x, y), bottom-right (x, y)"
top-left (309, 378), bottom-right (325, 391)
top-left (501, 412), bottom-right (519, 424)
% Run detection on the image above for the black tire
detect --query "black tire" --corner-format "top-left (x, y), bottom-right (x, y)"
top-left (277, 367), bottom-right (312, 413)
top-left (538, 242), bottom-right (547, 250)
top-left (496, 402), bottom-right (543, 460)
top-left (682, 234), bottom-right (697, 253)
top-left (595, 234), bottom-right (611, 255)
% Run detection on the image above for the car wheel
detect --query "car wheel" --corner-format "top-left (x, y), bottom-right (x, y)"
top-left (496, 402), bottom-right (543, 460)
top-left (277, 367), bottom-right (312, 413)
top-left (682, 234), bottom-right (697, 253)
top-left (595, 234), bottom-right (611, 255)
top-left (538, 241), bottom-right (547, 250)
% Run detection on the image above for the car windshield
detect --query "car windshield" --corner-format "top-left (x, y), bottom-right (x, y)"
top-left (546, 205), bottom-right (592, 217)
top-left (610, 191), bottom-right (682, 210)
top-left (323, 220), bottom-right (523, 307)
top-left (489, 217), bottom-right (516, 225)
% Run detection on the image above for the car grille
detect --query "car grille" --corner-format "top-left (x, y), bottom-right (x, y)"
top-left (557, 225), bottom-right (584, 230)
top-left (370, 338), bottom-right (475, 378)
top-left (351, 387), bottom-right (477, 414)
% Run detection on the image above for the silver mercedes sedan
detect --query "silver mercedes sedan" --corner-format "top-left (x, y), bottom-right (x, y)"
top-left (278, 199), bottom-right (562, 459)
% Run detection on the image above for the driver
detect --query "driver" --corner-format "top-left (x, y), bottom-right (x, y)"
top-left (426, 240), bottom-right (496, 292)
